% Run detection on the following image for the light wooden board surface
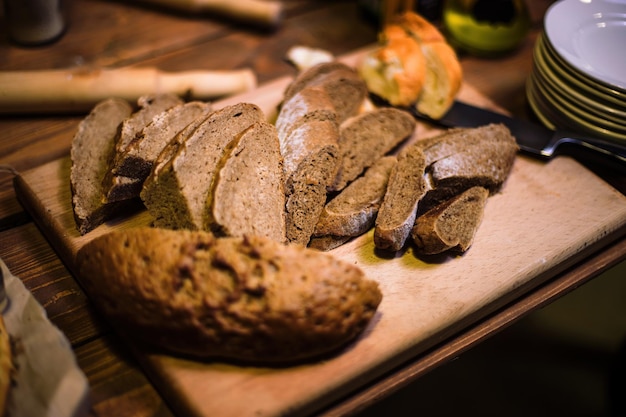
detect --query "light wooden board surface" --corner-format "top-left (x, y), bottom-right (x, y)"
top-left (14, 49), bottom-right (626, 417)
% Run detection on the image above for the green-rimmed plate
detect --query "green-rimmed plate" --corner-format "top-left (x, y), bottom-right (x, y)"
top-left (527, 72), bottom-right (626, 143)
top-left (540, 34), bottom-right (626, 107)
top-left (533, 43), bottom-right (626, 127)
top-left (544, 0), bottom-right (626, 92)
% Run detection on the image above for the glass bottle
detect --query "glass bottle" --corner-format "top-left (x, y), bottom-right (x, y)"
top-left (3, 0), bottom-right (66, 46)
top-left (442, 0), bottom-right (530, 56)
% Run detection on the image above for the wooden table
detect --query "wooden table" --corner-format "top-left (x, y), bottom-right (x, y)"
top-left (1, 1), bottom-right (624, 416)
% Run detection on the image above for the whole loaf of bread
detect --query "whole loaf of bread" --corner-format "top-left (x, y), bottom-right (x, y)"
top-left (76, 227), bottom-right (382, 364)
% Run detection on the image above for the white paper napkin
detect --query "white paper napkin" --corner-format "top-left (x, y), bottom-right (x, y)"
top-left (1, 258), bottom-right (90, 417)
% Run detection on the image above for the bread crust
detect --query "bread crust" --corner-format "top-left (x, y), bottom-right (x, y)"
top-left (374, 144), bottom-right (427, 252)
top-left (332, 107), bottom-right (415, 191)
top-left (102, 93), bottom-right (183, 203)
top-left (314, 155), bottom-right (396, 237)
top-left (424, 124), bottom-right (518, 193)
top-left (76, 228), bottom-right (382, 364)
top-left (391, 11), bottom-right (445, 43)
top-left (276, 86), bottom-right (338, 145)
top-left (115, 101), bottom-right (212, 179)
top-left (207, 121), bottom-right (287, 243)
top-left (70, 97), bottom-right (133, 235)
top-left (412, 186), bottom-right (489, 254)
top-left (283, 61), bottom-right (359, 104)
top-left (144, 110), bottom-right (212, 186)
top-left (281, 119), bottom-right (339, 245)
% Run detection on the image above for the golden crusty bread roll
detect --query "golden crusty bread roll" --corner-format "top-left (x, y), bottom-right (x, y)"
top-left (393, 9), bottom-right (446, 43)
top-left (76, 227), bottom-right (382, 364)
top-left (359, 25), bottom-right (427, 107)
top-left (358, 11), bottom-right (463, 119)
top-left (416, 40), bottom-right (463, 119)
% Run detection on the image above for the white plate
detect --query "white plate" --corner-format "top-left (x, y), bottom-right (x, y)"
top-left (534, 37), bottom-right (626, 124)
top-left (545, 0), bottom-right (626, 91)
top-left (540, 35), bottom-right (626, 106)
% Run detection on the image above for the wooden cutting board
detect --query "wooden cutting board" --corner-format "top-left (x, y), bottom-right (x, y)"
top-left (13, 49), bottom-right (626, 417)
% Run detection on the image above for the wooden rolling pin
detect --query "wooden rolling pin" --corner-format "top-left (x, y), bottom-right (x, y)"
top-left (134, 0), bottom-right (283, 27)
top-left (0, 66), bottom-right (257, 114)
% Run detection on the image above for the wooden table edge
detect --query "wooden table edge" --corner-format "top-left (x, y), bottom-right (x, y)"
top-left (319, 234), bottom-right (626, 416)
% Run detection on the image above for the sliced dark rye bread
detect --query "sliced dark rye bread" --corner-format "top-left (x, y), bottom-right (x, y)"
top-left (275, 86), bottom-right (338, 144)
top-left (102, 93), bottom-right (183, 203)
top-left (206, 121), bottom-right (287, 243)
top-left (331, 107), bottom-right (416, 192)
top-left (281, 119), bottom-right (340, 246)
top-left (70, 98), bottom-right (133, 235)
top-left (113, 101), bottom-right (212, 179)
top-left (374, 144), bottom-right (427, 252)
top-left (116, 94), bottom-right (184, 153)
top-left (287, 65), bottom-right (367, 123)
top-left (415, 124), bottom-right (518, 212)
top-left (428, 135), bottom-right (518, 191)
top-left (313, 155), bottom-right (397, 238)
top-left (416, 124), bottom-right (517, 171)
top-left (414, 127), bottom-right (469, 165)
top-left (146, 110), bottom-right (213, 182)
top-left (412, 186), bottom-right (489, 254)
top-left (140, 102), bottom-right (265, 230)
top-left (283, 61), bottom-right (364, 108)
top-left (140, 112), bottom-right (216, 228)
top-left (283, 61), bottom-right (349, 99)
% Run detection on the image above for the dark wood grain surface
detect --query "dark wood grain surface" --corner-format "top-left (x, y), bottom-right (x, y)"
top-left (1, 1), bottom-right (624, 416)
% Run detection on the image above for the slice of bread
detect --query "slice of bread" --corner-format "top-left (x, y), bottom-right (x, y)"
top-left (414, 127), bottom-right (468, 165)
top-left (281, 119), bottom-right (340, 246)
top-left (331, 107), bottom-right (415, 192)
top-left (207, 121), bottom-right (287, 243)
top-left (391, 10), bottom-right (446, 43)
top-left (142, 106), bottom-right (262, 232)
top-left (283, 61), bottom-right (367, 123)
top-left (374, 144), bottom-right (427, 252)
top-left (413, 124), bottom-right (518, 212)
top-left (76, 228), bottom-right (382, 364)
top-left (116, 94), bottom-right (184, 154)
top-left (314, 155), bottom-right (397, 238)
top-left (113, 101), bottom-right (212, 179)
top-left (422, 124), bottom-right (518, 193)
top-left (303, 67), bottom-right (367, 123)
top-left (412, 186), bottom-right (489, 254)
top-left (102, 93), bottom-right (183, 203)
top-left (70, 98), bottom-right (133, 235)
top-left (283, 61), bottom-right (349, 100)
top-left (146, 110), bottom-right (213, 183)
top-left (275, 86), bottom-right (337, 143)
top-left (140, 102), bottom-right (265, 230)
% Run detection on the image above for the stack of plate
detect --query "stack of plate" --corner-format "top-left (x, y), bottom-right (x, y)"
top-left (527, 0), bottom-right (626, 143)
